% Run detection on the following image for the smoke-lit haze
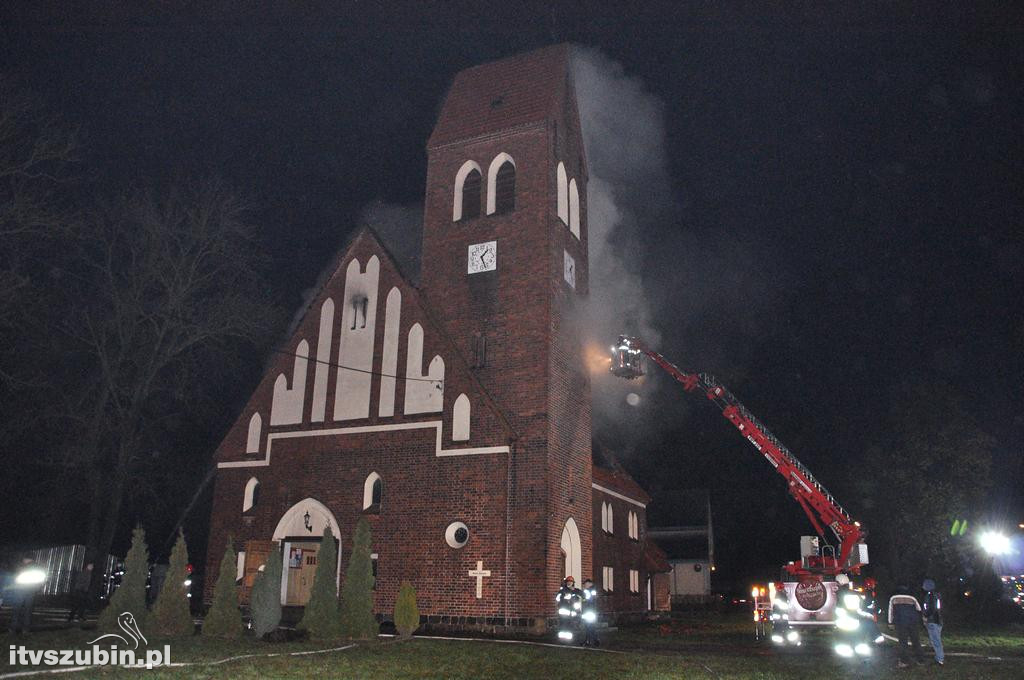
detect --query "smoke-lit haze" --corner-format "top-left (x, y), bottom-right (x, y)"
top-left (572, 47), bottom-right (682, 434)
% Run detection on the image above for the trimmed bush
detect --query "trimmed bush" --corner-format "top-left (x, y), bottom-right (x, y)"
top-left (250, 546), bottom-right (282, 639)
top-left (98, 526), bottom-right (149, 633)
top-left (202, 538), bottom-right (243, 638)
top-left (340, 517), bottom-right (377, 639)
top-left (150, 530), bottom-right (194, 637)
top-left (297, 526), bottom-right (342, 640)
top-left (394, 580), bottom-right (420, 638)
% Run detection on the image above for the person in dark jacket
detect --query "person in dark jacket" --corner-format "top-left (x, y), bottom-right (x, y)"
top-left (921, 578), bottom-right (944, 665)
top-left (67, 563), bottom-right (94, 622)
top-left (888, 585), bottom-right (923, 667)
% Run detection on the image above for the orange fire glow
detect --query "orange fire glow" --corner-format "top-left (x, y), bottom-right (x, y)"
top-left (583, 342), bottom-right (613, 375)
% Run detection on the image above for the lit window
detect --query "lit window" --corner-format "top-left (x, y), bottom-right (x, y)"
top-left (630, 569), bottom-right (639, 593)
top-left (607, 503), bottom-right (614, 534)
top-left (602, 566), bottom-right (614, 593)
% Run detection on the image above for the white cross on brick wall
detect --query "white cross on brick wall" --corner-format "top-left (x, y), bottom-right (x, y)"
top-left (468, 560), bottom-right (490, 599)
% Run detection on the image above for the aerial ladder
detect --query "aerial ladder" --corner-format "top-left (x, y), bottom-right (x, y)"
top-left (610, 336), bottom-right (872, 641)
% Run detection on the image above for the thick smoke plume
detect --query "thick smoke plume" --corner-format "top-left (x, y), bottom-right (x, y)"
top-left (572, 46), bottom-right (682, 435)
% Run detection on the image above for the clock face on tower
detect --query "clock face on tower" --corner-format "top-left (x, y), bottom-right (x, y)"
top-left (468, 241), bottom-right (497, 274)
top-left (563, 250), bottom-right (576, 288)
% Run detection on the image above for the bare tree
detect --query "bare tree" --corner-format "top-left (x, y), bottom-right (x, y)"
top-left (54, 180), bottom-right (272, 588)
top-left (0, 76), bottom-right (78, 334)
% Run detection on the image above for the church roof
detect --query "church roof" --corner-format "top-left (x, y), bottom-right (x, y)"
top-left (428, 44), bottom-right (571, 148)
top-left (592, 441), bottom-right (651, 505)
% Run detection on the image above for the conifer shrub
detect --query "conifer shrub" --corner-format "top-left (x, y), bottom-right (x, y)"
top-left (340, 517), bottom-right (377, 639)
top-left (394, 580), bottom-right (420, 638)
top-left (98, 526), bottom-right (149, 633)
top-left (202, 538), bottom-right (243, 638)
top-left (250, 547), bottom-right (282, 639)
top-left (150, 530), bottom-right (194, 637)
top-left (297, 526), bottom-right (342, 640)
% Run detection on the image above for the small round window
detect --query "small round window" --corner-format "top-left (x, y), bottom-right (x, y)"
top-left (693, 563), bottom-right (703, 572)
top-left (445, 521), bottom-right (469, 549)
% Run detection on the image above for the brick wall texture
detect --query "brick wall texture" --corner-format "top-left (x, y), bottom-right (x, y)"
top-left (204, 44), bottom-right (656, 625)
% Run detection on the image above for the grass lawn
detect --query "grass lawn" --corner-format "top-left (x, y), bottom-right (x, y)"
top-left (3, 615), bottom-right (1021, 679)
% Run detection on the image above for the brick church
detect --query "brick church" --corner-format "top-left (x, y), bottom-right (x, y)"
top-left (205, 44), bottom-right (667, 628)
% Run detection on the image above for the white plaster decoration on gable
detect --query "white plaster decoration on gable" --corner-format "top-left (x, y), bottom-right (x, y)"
top-left (362, 471), bottom-right (381, 510)
top-left (556, 162), bottom-right (568, 224)
top-left (560, 518), bottom-right (582, 584)
top-left (311, 298), bottom-right (334, 423)
top-left (243, 477), bottom-right (259, 512)
top-left (404, 322), bottom-right (444, 414)
top-left (592, 482), bottom-right (648, 508)
top-left (217, 420), bottom-right (509, 468)
top-left (270, 339), bottom-right (309, 426)
top-left (568, 178), bottom-right (580, 239)
top-left (485, 152), bottom-right (516, 215)
top-left (246, 413), bottom-right (262, 454)
top-left (334, 256), bottom-right (380, 421)
top-left (378, 287), bottom-right (401, 418)
top-left (453, 160), bottom-right (483, 222)
top-left (452, 393), bottom-right (471, 442)
top-left (236, 551), bottom-right (245, 581)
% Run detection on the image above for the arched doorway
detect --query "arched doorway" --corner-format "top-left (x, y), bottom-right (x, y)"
top-left (560, 517), bottom-right (582, 584)
top-left (273, 498), bottom-right (342, 606)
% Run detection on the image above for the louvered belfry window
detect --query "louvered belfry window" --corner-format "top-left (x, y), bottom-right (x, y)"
top-left (493, 162), bottom-right (515, 214)
top-left (461, 169), bottom-right (482, 220)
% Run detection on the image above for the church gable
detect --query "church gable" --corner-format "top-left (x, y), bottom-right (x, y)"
top-left (216, 229), bottom-right (511, 468)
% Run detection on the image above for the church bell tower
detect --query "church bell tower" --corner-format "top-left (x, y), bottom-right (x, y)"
top-left (419, 44), bottom-right (593, 616)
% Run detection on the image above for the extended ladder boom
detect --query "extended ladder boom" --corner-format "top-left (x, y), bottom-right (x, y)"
top-left (611, 336), bottom-right (865, 575)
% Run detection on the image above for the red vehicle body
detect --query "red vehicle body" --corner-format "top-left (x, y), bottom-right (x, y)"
top-left (610, 336), bottom-right (869, 631)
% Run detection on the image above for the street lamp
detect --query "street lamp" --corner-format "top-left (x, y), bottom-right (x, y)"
top-left (980, 531), bottom-right (1011, 556)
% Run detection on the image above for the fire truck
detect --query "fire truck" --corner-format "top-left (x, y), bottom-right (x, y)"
top-left (610, 337), bottom-right (875, 652)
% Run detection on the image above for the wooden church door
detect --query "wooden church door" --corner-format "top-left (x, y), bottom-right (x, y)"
top-left (285, 542), bottom-right (320, 606)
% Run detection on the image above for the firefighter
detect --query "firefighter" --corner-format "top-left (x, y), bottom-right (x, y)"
top-left (833, 573), bottom-right (878, 658)
top-left (555, 576), bottom-right (581, 642)
top-left (580, 578), bottom-right (599, 647)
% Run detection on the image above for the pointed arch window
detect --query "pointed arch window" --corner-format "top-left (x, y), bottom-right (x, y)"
top-left (363, 472), bottom-right (382, 512)
top-left (243, 477), bottom-right (260, 513)
top-left (568, 178), bottom-right (580, 238)
top-left (486, 153), bottom-right (516, 215)
top-left (494, 162), bottom-right (515, 214)
top-left (453, 160), bottom-right (483, 222)
top-left (556, 162), bottom-right (569, 224)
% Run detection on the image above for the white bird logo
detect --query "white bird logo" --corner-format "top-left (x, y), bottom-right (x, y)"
top-left (87, 612), bottom-right (148, 649)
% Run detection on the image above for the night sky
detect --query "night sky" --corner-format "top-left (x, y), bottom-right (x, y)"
top-left (3, 3), bottom-right (1022, 585)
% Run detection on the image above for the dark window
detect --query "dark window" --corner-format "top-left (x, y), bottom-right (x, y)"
top-left (251, 482), bottom-right (260, 509)
top-left (371, 555), bottom-right (378, 590)
top-left (454, 526), bottom-right (468, 544)
top-left (371, 478), bottom-right (382, 506)
top-left (461, 169), bottom-right (481, 220)
top-left (472, 332), bottom-right (487, 368)
top-left (494, 162), bottom-right (515, 214)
